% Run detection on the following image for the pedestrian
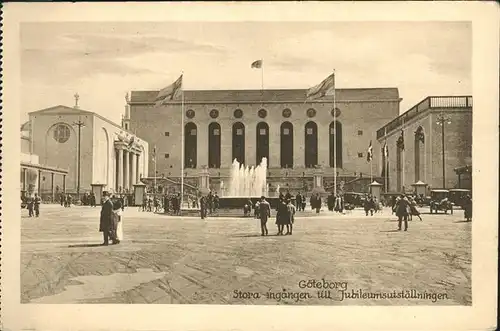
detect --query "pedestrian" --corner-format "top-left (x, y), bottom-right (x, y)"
top-left (276, 198), bottom-right (288, 235)
top-left (286, 199), bottom-right (296, 235)
top-left (409, 197), bottom-right (423, 221)
top-left (27, 196), bottom-right (34, 217)
top-left (295, 192), bottom-right (303, 211)
top-left (33, 193), bottom-right (41, 217)
top-left (364, 194), bottom-right (374, 216)
top-left (463, 195), bottom-right (472, 222)
top-left (200, 196), bottom-right (207, 219)
top-left (99, 192), bottom-right (118, 246)
top-left (395, 194), bottom-right (411, 231)
top-left (258, 196), bottom-right (271, 236)
top-left (314, 193), bottom-right (321, 213)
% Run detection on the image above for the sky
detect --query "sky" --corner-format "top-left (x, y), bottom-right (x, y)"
top-left (20, 21), bottom-right (471, 124)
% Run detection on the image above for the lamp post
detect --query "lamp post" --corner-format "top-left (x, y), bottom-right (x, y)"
top-left (72, 94), bottom-right (85, 200)
top-left (436, 113), bottom-right (451, 189)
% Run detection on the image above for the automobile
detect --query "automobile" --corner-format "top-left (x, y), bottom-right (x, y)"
top-left (429, 189), bottom-right (454, 214)
top-left (343, 192), bottom-right (365, 207)
top-left (448, 189), bottom-right (472, 207)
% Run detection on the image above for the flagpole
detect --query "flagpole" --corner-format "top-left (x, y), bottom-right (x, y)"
top-left (332, 69), bottom-right (337, 196)
top-left (180, 72), bottom-right (185, 213)
top-left (370, 159), bottom-right (373, 183)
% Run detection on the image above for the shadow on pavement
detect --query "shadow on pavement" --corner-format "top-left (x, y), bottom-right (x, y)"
top-left (454, 220), bottom-right (471, 223)
top-left (68, 243), bottom-right (104, 248)
top-left (232, 234), bottom-right (280, 238)
top-left (379, 230), bottom-right (401, 232)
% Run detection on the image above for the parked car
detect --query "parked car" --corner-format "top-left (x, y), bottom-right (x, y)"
top-left (429, 189), bottom-right (454, 214)
top-left (448, 189), bottom-right (472, 208)
top-left (343, 192), bottom-right (365, 207)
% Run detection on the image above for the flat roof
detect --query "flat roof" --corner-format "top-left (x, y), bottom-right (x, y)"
top-left (130, 88), bottom-right (400, 104)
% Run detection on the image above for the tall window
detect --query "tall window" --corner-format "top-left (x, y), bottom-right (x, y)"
top-left (256, 122), bottom-right (270, 166)
top-left (280, 122), bottom-right (294, 168)
top-left (305, 121), bottom-right (318, 168)
top-left (232, 122), bottom-right (245, 164)
top-left (208, 122), bottom-right (221, 168)
top-left (329, 121), bottom-right (343, 168)
top-left (185, 122), bottom-right (197, 168)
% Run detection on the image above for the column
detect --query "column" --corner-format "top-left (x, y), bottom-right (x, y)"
top-left (22, 168), bottom-right (27, 191)
top-left (293, 122), bottom-right (304, 168)
top-left (245, 123), bottom-right (255, 166)
top-left (269, 124), bottom-right (280, 168)
top-left (124, 149), bottom-right (130, 191)
top-left (37, 170), bottom-right (42, 196)
top-left (131, 152), bottom-right (137, 186)
top-left (51, 173), bottom-right (55, 202)
top-left (197, 124), bottom-right (208, 168)
top-left (220, 124), bottom-right (232, 168)
top-left (136, 153), bottom-right (141, 183)
top-left (63, 174), bottom-right (66, 193)
top-left (317, 124), bottom-right (329, 167)
top-left (118, 148), bottom-right (124, 192)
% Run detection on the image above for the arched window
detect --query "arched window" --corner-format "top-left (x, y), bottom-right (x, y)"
top-left (232, 122), bottom-right (245, 164)
top-left (329, 121), bottom-right (343, 168)
top-left (185, 122), bottom-right (197, 168)
top-left (256, 122), bottom-right (270, 166)
top-left (280, 122), bottom-right (293, 168)
top-left (208, 122), bottom-right (221, 168)
top-left (305, 121), bottom-right (318, 168)
top-left (414, 126), bottom-right (425, 182)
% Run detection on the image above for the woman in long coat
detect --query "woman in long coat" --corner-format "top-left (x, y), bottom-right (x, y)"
top-left (276, 199), bottom-right (289, 235)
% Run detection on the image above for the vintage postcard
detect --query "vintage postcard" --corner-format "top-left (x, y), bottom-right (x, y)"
top-left (1, 2), bottom-right (498, 331)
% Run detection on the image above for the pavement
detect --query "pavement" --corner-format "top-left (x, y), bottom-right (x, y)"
top-left (21, 205), bottom-right (471, 305)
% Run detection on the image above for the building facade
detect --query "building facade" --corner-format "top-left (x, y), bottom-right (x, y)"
top-left (376, 96), bottom-right (472, 193)
top-left (26, 105), bottom-right (149, 195)
top-left (128, 88), bottom-right (401, 188)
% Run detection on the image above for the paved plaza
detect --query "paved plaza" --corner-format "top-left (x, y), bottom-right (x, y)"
top-left (21, 205), bottom-right (471, 305)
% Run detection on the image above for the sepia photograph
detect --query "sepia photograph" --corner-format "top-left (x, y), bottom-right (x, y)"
top-left (1, 2), bottom-right (498, 331)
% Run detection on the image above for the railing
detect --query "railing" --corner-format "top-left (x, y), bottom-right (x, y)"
top-left (377, 96), bottom-right (472, 139)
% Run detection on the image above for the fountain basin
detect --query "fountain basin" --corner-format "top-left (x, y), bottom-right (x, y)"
top-left (219, 197), bottom-right (295, 210)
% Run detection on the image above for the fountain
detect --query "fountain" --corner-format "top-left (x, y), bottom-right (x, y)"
top-left (218, 157), bottom-right (293, 209)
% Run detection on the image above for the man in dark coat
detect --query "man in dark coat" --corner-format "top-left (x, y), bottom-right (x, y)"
top-left (27, 196), bottom-right (34, 217)
top-left (200, 196), bottom-right (207, 220)
top-left (327, 192), bottom-right (335, 211)
top-left (33, 193), bottom-right (42, 217)
top-left (295, 192), bottom-right (303, 211)
top-left (395, 195), bottom-right (411, 231)
top-left (99, 192), bottom-right (117, 245)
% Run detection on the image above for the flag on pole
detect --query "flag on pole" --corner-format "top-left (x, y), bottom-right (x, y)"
top-left (155, 75), bottom-right (183, 106)
top-left (397, 130), bottom-right (405, 150)
top-left (251, 60), bottom-right (263, 68)
top-left (367, 140), bottom-right (373, 162)
top-left (306, 73), bottom-right (335, 100)
top-left (152, 145), bottom-right (157, 163)
top-left (383, 141), bottom-right (388, 159)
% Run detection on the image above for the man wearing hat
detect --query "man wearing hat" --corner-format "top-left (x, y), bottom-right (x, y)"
top-left (99, 191), bottom-right (117, 245)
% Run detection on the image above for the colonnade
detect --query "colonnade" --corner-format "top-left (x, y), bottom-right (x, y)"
top-left (114, 143), bottom-right (142, 192)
